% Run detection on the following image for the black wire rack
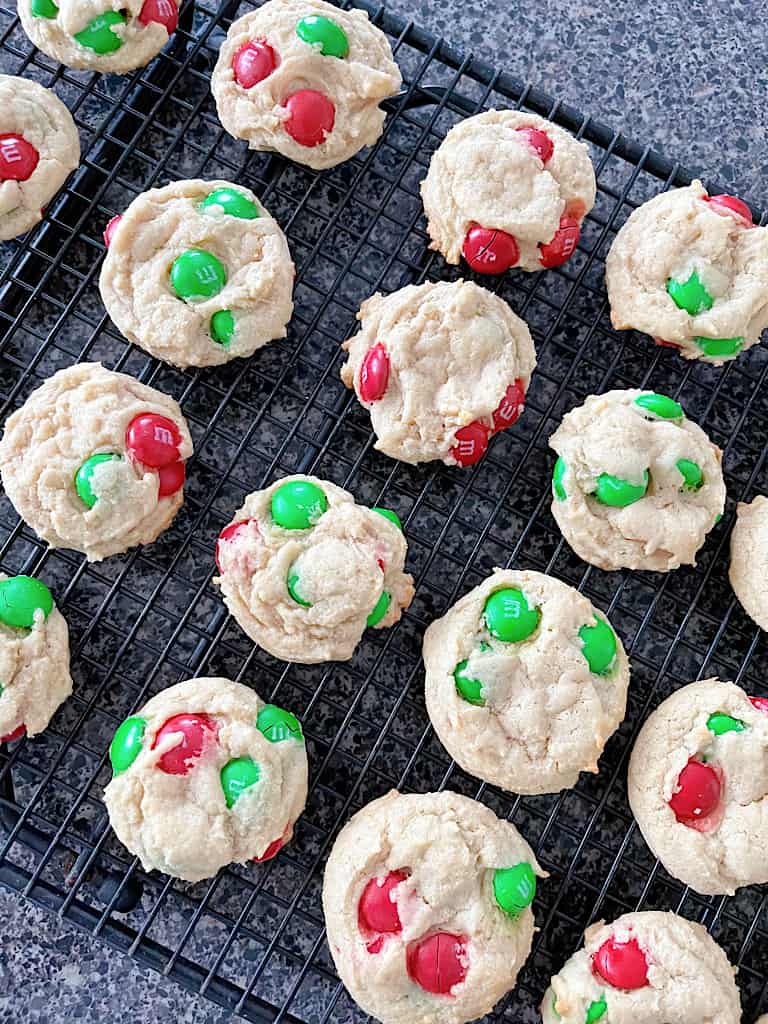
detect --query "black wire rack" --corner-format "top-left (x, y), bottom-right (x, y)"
top-left (2, 0), bottom-right (768, 1020)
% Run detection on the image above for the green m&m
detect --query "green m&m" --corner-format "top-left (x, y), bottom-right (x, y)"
top-left (220, 756), bottom-right (261, 808)
top-left (578, 617), bottom-right (617, 675)
top-left (666, 270), bottom-right (713, 316)
top-left (707, 711), bottom-right (746, 736)
top-left (170, 249), bottom-right (226, 301)
top-left (372, 507), bottom-right (402, 530)
top-left (453, 660), bottom-right (485, 706)
top-left (295, 15), bottom-right (349, 58)
top-left (634, 392), bottom-right (683, 420)
top-left (677, 458), bottom-right (703, 491)
top-left (74, 11), bottom-right (126, 54)
top-left (694, 336), bottom-right (743, 358)
top-left (31, 0), bottom-right (58, 17)
top-left (109, 716), bottom-right (146, 774)
top-left (271, 480), bottom-right (328, 529)
top-left (484, 588), bottom-right (540, 643)
top-left (585, 996), bottom-right (607, 1023)
top-left (593, 469), bottom-right (649, 508)
top-left (287, 567), bottom-right (311, 607)
top-left (367, 590), bottom-right (391, 627)
top-left (257, 704), bottom-right (303, 743)
top-left (553, 456), bottom-right (567, 501)
top-left (210, 310), bottom-right (235, 346)
top-left (493, 862), bottom-right (536, 916)
top-left (0, 576), bottom-right (53, 629)
top-left (75, 452), bottom-right (120, 508)
top-left (200, 187), bottom-right (260, 220)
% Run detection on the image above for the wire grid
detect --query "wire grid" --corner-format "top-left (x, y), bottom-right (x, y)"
top-left (1, 0), bottom-right (768, 1020)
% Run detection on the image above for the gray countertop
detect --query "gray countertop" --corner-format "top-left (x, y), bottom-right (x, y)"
top-left (2, 1), bottom-right (765, 1021)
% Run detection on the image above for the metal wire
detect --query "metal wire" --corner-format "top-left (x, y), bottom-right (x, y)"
top-left (1, 1), bottom-right (768, 1021)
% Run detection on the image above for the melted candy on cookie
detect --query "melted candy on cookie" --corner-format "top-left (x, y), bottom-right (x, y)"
top-left (359, 343), bottom-right (389, 402)
top-left (215, 518), bottom-right (259, 572)
top-left (406, 932), bottom-right (468, 994)
top-left (593, 935), bottom-right (649, 990)
top-left (0, 134), bottom-right (39, 182)
top-left (153, 712), bottom-right (218, 775)
top-left (284, 90), bottom-right (335, 147)
top-left (233, 39), bottom-right (278, 88)
top-left (0, 724), bottom-right (26, 743)
top-left (462, 224), bottom-right (519, 274)
top-left (103, 214), bottom-right (122, 247)
top-left (491, 379), bottom-right (526, 432)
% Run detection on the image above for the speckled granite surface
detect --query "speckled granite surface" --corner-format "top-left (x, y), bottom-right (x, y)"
top-left (2, 1), bottom-right (765, 1021)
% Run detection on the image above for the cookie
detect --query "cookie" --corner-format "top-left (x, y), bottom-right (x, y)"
top-left (0, 74), bottom-right (79, 241)
top-left (628, 678), bottom-right (768, 895)
top-left (423, 569), bottom-right (629, 795)
top-left (340, 279), bottom-right (536, 466)
top-left (606, 180), bottom-right (768, 363)
top-left (0, 362), bottom-right (193, 562)
top-left (729, 496), bottom-right (768, 630)
top-left (420, 110), bottom-right (596, 274)
top-left (211, 0), bottom-right (401, 171)
top-left (104, 677), bottom-right (307, 881)
top-left (541, 911), bottom-right (741, 1024)
top-left (323, 790), bottom-right (544, 1024)
top-left (18, 0), bottom-right (180, 74)
top-left (214, 476), bottom-right (414, 663)
top-left (549, 389), bottom-right (725, 572)
top-left (0, 574), bottom-right (72, 743)
top-left (99, 179), bottom-right (294, 368)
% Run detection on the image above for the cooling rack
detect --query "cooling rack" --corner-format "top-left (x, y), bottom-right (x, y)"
top-left (2, 0), bottom-right (768, 1020)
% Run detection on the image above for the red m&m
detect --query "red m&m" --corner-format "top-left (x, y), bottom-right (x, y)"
top-left (1, 724), bottom-right (26, 743)
top-left (515, 126), bottom-right (553, 163)
top-left (359, 343), bottom-right (389, 403)
top-left (668, 758), bottom-right (721, 826)
top-left (451, 421), bottom-right (489, 467)
top-left (152, 713), bottom-right (217, 775)
top-left (126, 413), bottom-right (181, 468)
top-left (593, 935), bottom-right (649, 990)
top-left (157, 460), bottom-right (185, 498)
top-left (539, 215), bottom-right (581, 268)
top-left (462, 224), bottom-right (519, 274)
top-left (749, 696), bottom-right (768, 714)
top-left (138, 0), bottom-right (178, 33)
top-left (284, 90), bottom-right (335, 147)
top-left (254, 831), bottom-right (288, 863)
top-left (103, 214), bottom-right (122, 247)
top-left (705, 193), bottom-right (754, 228)
top-left (491, 379), bottom-right (525, 432)
top-left (0, 134), bottom-right (39, 182)
top-left (215, 518), bottom-right (258, 572)
top-left (233, 39), bottom-right (278, 88)
top-left (406, 932), bottom-right (468, 995)
top-left (358, 870), bottom-right (407, 938)
top-left (653, 337), bottom-right (682, 349)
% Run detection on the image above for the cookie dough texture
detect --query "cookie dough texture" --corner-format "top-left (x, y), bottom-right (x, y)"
top-left (606, 179), bottom-right (768, 363)
top-left (104, 677), bottom-right (308, 881)
top-left (423, 569), bottom-right (629, 794)
top-left (99, 179), bottom-right (294, 368)
top-left (340, 280), bottom-right (536, 465)
top-left (18, 0), bottom-right (180, 74)
top-left (730, 496), bottom-right (768, 630)
top-left (211, 0), bottom-right (402, 171)
top-left (549, 389), bottom-right (725, 572)
top-left (628, 678), bottom-right (768, 896)
top-left (323, 790), bottom-right (543, 1024)
top-left (0, 576), bottom-right (73, 739)
top-left (421, 110), bottom-right (596, 271)
top-left (541, 911), bottom-right (740, 1024)
top-left (215, 476), bottom-right (414, 663)
top-left (0, 74), bottom-right (79, 241)
top-left (0, 362), bottom-right (193, 561)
